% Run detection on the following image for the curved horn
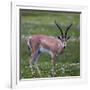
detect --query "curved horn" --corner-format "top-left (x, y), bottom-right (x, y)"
top-left (65, 24), bottom-right (72, 37)
top-left (54, 21), bottom-right (63, 36)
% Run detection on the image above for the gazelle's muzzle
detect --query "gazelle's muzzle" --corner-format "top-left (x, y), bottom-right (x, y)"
top-left (63, 46), bottom-right (66, 49)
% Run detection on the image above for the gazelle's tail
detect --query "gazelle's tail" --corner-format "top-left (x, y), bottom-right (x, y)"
top-left (27, 36), bottom-right (32, 53)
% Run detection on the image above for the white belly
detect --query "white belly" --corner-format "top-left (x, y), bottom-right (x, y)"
top-left (40, 47), bottom-right (53, 56)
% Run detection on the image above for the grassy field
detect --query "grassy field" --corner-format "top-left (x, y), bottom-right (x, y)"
top-left (20, 9), bottom-right (80, 79)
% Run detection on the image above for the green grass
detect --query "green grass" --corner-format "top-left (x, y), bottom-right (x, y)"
top-left (20, 10), bottom-right (80, 79)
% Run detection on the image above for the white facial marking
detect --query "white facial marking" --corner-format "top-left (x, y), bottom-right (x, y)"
top-left (63, 41), bottom-right (67, 47)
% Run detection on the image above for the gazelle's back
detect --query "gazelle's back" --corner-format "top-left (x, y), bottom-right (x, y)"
top-left (30, 35), bottom-right (63, 53)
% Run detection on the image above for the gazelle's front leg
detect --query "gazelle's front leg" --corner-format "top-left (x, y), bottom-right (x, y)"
top-left (51, 54), bottom-right (56, 76)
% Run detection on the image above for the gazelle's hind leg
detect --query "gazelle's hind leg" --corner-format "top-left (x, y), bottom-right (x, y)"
top-left (29, 49), bottom-right (41, 76)
top-left (34, 55), bottom-right (41, 76)
top-left (29, 55), bottom-right (35, 75)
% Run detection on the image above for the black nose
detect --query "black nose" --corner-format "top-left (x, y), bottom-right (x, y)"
top-left (64, 46), bottom-right (66, 48)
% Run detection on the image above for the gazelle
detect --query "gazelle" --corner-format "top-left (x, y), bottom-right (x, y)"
top-left (27, 21), bottom-right (72, 76)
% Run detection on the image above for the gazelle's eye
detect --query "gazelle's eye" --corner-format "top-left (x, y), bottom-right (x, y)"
top-left (57, 36), bottom-right (60, 39)
top-left (57, 36), bottom-right (62, 40)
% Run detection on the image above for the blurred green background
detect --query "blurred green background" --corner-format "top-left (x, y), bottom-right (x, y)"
top-left (20, 9), bottom-right (80, 79)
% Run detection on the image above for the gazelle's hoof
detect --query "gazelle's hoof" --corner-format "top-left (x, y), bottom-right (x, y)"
top-left (29, 65), bottom-right (32, 68)
top-left (50, 70), bottom-right (56, 77)
top-left (31, 71), bottom-right (35, 75)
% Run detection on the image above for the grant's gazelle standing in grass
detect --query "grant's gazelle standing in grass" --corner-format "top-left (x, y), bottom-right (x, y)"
top-left (27, 21), bottom-right (72, 76)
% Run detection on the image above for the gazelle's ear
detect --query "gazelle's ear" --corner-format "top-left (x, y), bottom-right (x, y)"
top-left (67, 36), bottom-right (70, 40)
